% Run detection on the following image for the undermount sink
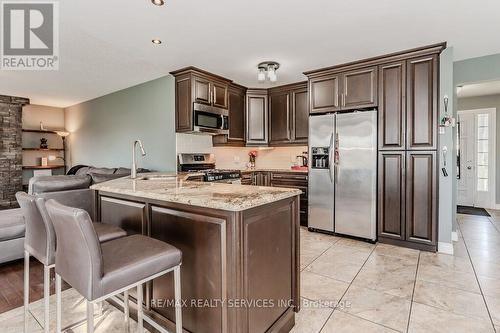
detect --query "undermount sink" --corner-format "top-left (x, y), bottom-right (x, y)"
top-left (136, 175), bottom-right (176, 181)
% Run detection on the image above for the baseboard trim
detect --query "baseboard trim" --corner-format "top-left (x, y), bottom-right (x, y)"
top-left (438, 242), bottom-right (454, 255)
top-left (495, 204), bottom-right (500, 210)
top-left (451, 232), bottom-right (458, 242)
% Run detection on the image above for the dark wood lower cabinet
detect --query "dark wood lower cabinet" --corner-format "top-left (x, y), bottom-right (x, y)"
top-left (240, 171), bottom-right (308, 227)
top-left (405, 151), bottom-right (437, 246)
top-left (378, 151), bottom-right (437, 251)
top-left (378, 152), bottom-right (405, 240)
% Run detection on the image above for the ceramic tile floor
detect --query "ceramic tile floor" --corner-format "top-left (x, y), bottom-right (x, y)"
top-left (1, 211), bottom-right (499, 332)
top-left (294, 211), bottom-right (500, 333)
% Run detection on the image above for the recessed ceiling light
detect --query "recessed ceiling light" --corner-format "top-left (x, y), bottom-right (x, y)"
top-left (151, 0), bottom-right (165, 6)
top-left (152, 39), bottom-right (162, 45)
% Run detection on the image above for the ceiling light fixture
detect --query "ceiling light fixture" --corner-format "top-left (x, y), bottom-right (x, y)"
top-left (151, 0), bottom-right (165, 6)
top-left (257, 61), bottom-right (280, 83)
top-left (152, 39), bottom-right (162, 45)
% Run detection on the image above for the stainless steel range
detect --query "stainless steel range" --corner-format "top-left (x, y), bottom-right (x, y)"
top-left (178, 153), bottom-right (241, 183)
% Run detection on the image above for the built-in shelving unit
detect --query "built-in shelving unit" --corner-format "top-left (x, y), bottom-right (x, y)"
top-left (22, 147), bottom-right (64, 151)
top-left (23, 165), bottom-right (65, 170)
top-left (22, 129), bottom-right (58, 134)
top-left (21, 128), bottom-right (68, 183)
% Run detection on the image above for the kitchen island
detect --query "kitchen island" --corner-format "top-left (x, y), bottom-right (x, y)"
top-left (91, 174), bottom-right (301, 333)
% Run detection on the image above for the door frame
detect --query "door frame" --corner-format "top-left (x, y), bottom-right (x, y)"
top-left (457, 108), bottom-right (497, 209)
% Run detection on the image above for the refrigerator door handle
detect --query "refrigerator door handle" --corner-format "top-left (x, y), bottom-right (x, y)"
top-left (328, 133), bottom-right (334, 183)
top-left (334, 133), bottom-right (339, 184)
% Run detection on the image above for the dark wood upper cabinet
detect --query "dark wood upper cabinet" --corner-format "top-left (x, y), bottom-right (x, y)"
top-left (378, 152), bottom-right (405, 241)
top-left (291, 86), bottom-right (308, 144)
top-left (212, 82), bottom-right (228, 109)
top-left (308, 68), bottom-right (377, 113)
top-left (405, 151), bottom-right (437, 246)
top-left (341, 67), bottom-right (377, 110)
top-left (309, 75), bottom-right (340, 114)
top-left (406, 55), bottom-right (438, 150)
top-left (171, 67), bottom-right (232, 133)
top-left (378, 61), bottom-right (406, 150)
top-left (212, 84), bottom-right (246, 146)
top-left (268, 82), bottom-right (308, 146)
top-left (269, 91), bottom-right (291, 145)
top-left (175, 76), bottom-right (192, 132)
top-left (193, 76), bottom-right (211, 105)
top-left (227, 84), bottom-right (245, 141)
top-left (246, 89), bottom-right (268, 145)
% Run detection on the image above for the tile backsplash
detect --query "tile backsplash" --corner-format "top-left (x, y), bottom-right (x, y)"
top-left (176, 133), bottom-right (307, 170)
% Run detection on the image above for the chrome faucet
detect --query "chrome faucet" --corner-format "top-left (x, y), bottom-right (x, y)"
top-left (131, 140), bottom-right (146, 179)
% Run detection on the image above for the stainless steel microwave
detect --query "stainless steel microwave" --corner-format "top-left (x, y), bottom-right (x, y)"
top-left (193, 103), bottom-right (229, 135)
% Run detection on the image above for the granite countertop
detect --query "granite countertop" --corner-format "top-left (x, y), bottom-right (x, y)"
top-left (239, 168), bottom-right (308, 173)
top-left (91, 173), bottom-right (301, 212)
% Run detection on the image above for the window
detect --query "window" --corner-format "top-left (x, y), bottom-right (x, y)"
top-left (476, 114), bottom-right (489, 192)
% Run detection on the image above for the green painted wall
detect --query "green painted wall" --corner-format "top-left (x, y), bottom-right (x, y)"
top-left (439, 47), bottom-right (454, 245)
top-left (64, 75), bottom-right (176, 172)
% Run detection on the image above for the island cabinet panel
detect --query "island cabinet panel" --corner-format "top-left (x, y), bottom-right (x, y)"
top-left (378, 61), bottom-right (406, 150)
top-left (150, 206), bottom-right (226, 333)
top-left (341, 67), bottom-right (378, 110)
top-left (406, 55), bottom-right (438, 150)
top-left (269, 91), bottom-right (291, 145)
top-left (309, 75), bottom-right (340, 114)
top-left (405, 151), bottom-right (437, 246)
top-left (98, 196), bottom-right (147, 235)
top-left (242, 201), bottom-right (294, 333)
top-left (94, 189), bottom-right (300, 333)
top-left (378, 152), bottom-right (405, 240)
top-left (246, 90), bottom-right (268, 145)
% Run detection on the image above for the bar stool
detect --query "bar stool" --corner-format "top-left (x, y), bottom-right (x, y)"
top-left (45, 199), bottom-right (183, 333)
top-left (16, 192), bottom-right (127, 333)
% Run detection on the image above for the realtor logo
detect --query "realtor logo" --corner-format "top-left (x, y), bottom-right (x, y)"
top-left (1, 1), bottom-right (59, 70)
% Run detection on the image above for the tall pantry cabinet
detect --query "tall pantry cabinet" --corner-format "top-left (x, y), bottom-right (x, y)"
top-left (378, 47), bottom-right (442, 251)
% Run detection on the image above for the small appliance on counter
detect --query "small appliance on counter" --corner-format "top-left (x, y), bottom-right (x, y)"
top-left (178, 153), bottom-right (241, 184)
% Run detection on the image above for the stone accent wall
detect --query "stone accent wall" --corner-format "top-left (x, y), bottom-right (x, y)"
top-left (0, 95), bottom-right (29, 210)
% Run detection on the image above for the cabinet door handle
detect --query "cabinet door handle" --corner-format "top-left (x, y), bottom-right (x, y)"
top-left (335, 92), bottom-right (339, 107)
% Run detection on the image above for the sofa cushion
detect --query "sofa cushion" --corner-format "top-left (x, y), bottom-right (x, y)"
top-left (88, 167), bottom-right (116, 175)
top-left (89, 172), bottom-right (125, 184)
top-left (75, 166), bottom-right (92, 176)
top-left (0, 208), bottom-right (25, 241)
top-left (30, 175), bottom-right (92, 194)
top-left (114, 167), bottom-right (131, 175)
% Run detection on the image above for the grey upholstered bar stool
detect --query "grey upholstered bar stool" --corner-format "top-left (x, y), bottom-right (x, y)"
top-left (16, 192), bottom-right (127, 333)
top-left (45, 199), bottom-right (183, 333)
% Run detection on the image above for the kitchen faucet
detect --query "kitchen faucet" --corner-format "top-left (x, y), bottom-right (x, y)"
top-left (131, 139), bottom-right (146, 179)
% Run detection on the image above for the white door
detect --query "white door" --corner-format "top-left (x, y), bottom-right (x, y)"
top-left (457, 113), bottom-right (474, 206)
top-left (457, 109), bottom-right (496, 209)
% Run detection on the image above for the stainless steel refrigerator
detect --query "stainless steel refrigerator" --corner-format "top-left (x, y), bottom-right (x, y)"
top-left (308, 110), bottom-right (377, 241)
